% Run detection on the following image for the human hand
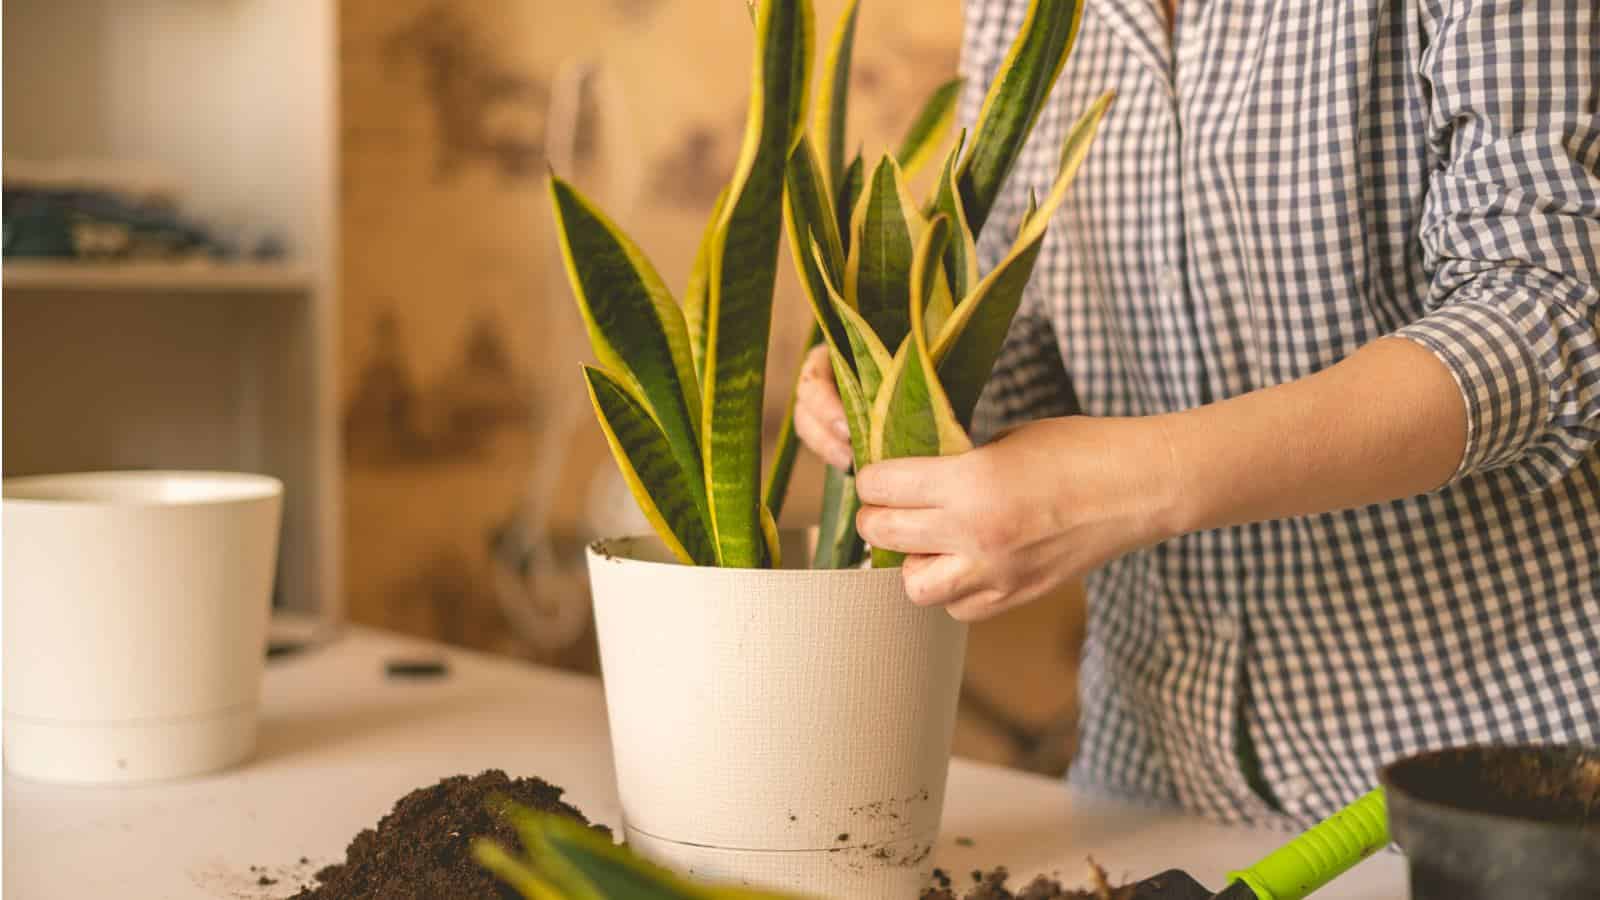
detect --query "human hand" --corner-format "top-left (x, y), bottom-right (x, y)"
top-left (854, 416), bottom-right (1183, 621)
top-left (792, 344), bottom-right (855, 470)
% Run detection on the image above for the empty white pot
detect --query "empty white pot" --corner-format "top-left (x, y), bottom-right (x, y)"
top-left (3, 471), bottom-right (282, 783)
top-left (587, 534), bottom-right (968, 899)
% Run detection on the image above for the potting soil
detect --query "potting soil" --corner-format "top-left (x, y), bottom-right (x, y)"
top-left (290, 769), bottom-right (606, 900)
top-left (921, 865), bottom-right (1137, 900)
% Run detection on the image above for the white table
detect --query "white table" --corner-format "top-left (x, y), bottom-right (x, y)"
top-left (4, 627), bottom-right (1408, 898)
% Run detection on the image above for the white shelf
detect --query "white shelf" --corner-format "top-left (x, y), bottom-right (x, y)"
top-left (3, 260), bottom-right (314, 294)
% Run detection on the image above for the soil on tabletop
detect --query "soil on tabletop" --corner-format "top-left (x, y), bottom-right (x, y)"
top-left (922, 865), bottom-right (1139, 900)
top-left (292, 770), bottom-right (606, 899)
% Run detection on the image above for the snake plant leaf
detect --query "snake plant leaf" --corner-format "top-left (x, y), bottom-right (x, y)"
top-left (845, 154), bottom-right (925, 353)
top-left (583, 367), bottom-right (717, 567)
top-left (701, 0), bottom-right (813, 568)
top-left (933, 91), bottom-right (1113, 427)
top-left (814, 240), bottom-right (892, 401)
top-left (760, 502), bottom-right (782, 568)
top-left (1020, 187), bottom-right (1040, 233)
top-left (761, 324), bottom-right (823, 520)
top-left (782, 139), bottom-right (853, 365)
top-left (474, 842), bottom-right (568, 900)
top-left (894, 77), bottom-right (963, 180)
top-left (868, 216), bottom-right (970, 567)
top-left (835, 151), bottom-right (865, 255)
top-left (551, 178), bottom-right (707, 504)
top-left (928, 129), bottom-right (979, 300)
top-left (811, 466), bottom-right (865, 569)
top-left (814, 0), bottom-right (860, 191)
top-left (683, 185), bottom-right (730, 384)
top-left (957, 0), bottom-right (1086, 234)
top-left (480, 808), bottom-right (805, 900)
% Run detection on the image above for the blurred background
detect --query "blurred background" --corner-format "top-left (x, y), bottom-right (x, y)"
top-left (2, 0), bottom-right (1084, 775)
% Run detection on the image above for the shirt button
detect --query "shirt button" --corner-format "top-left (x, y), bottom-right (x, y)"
top-left (1213, 615), bottom-right (1239, 642)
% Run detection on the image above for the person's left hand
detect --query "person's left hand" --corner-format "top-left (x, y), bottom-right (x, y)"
top-left (854, 416), bottom-right (1184, 621)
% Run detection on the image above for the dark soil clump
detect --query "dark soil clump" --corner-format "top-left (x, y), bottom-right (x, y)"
top-left (921, 865), bottom-right (1137, 900)
top-left (292, 770), bottom-right (605, 899)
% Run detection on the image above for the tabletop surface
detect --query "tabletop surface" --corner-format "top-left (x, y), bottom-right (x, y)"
top-left (3, 627), bottom-right (1408, 898)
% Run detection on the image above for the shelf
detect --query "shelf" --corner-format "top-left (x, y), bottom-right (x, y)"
top-left (3, 260), bottom-right (314, 294)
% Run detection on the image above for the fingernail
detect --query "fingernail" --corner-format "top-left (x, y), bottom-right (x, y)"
top-left (832, 418), bottom-right (851, 439)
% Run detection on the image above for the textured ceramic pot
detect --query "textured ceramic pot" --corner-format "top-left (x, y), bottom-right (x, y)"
top-left (587, 533), bottom-right (968, 898)
top-left (3, 471), bottom-right (282, 783)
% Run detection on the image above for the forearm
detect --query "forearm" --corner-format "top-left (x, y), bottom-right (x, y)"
top-left (1156, 337), bottom-right (1468, 537)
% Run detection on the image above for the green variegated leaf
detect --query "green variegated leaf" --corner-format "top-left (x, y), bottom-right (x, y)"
top-left (830, 348), bottom-right (874, 467)
top-left (911, 214), bottom-right (954, 340)
top-left (761, 325), bottom-right (821, 519)
top-left (814, 240), bottom-right (892, 400)
top-left (929, 129), bottom-right (979, 299)
top-left (1020, 187), bottom-right (1039, 233)
top-left (482, 808), bottom-right (803, 900)
top-left (759, 502), bottom-right (782, 568)
top-left (684, 186), bottom-right (730, 383)
top-left (957, 0), bottom-right (1086, 234)
top-left (895, 77), bottom-right (963, 179)
top-left (845, 154), bottom-right (924, 352)
top-left (835, 151), bottom-right (865, 255)
top-left (934, 91), bottom-right (1112, 427)
top-left (782, 139), bottom-right (853, 365)
top-left (550, 178), bottom-right (706, 511)
top-left (811, 467), bottom-right (865, 569)
top-left (701, 0), bottom-right (813, 568)
top-left (868, 216), bottom-right (970, 568)
top-left (814, 0), bottom-right (860, 191)
top-left (582, 366), bottom-right (716, 567)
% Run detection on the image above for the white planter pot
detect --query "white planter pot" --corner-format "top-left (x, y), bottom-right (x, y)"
top-left (3, 471), bottom-right (282, 783)
top-left (587, 534), bottom-right (967, 899)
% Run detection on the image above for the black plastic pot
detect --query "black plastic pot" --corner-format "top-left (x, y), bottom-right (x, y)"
top-left (1381, 744), bottom-right (1600, 900)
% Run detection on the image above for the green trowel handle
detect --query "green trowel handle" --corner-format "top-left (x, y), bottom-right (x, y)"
top-left (1225, 788), bottom-right (1389, 900)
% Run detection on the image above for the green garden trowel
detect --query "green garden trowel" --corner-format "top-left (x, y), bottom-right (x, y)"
top-left (1128, 789), bottom-right (1389, 900)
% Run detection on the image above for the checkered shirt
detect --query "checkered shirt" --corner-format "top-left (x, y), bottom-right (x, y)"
top-left (960, 0), bottom-right (1600, 826)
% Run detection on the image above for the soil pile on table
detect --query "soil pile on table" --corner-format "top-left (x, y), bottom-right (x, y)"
top-left (922, 865), bottom-right (1138, 900)
top-left (292, 769), bottom-right (605, 900)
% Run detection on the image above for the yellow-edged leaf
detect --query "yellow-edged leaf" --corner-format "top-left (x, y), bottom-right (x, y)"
top-left (583, 366), bottom-right (717, 566)
top-left (684, 185), bottom-right (731, 384)
top-left (928, 129), bottom-right (979, 300)
top-left (895, 77), bottom-right (963, 179)
top-left (814, 240), bottom-right (892, 400)
top-left (933, 91), bottom-right (1112, 427)
top-left (814, 0), bottom-right (860, 191)
top-left (845, 154), bottom-right (926, 352)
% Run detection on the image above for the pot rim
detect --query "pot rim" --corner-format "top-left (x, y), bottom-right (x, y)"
top-left (1379, 742), bottom-right (1600, 838)
top-left (3, 470), bottom-right (283, 508)
top-left (588, 533), bottom-right (902, 580)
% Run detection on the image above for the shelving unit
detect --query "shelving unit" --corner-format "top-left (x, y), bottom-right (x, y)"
top-left (3, 0), bottom-right (341, 628)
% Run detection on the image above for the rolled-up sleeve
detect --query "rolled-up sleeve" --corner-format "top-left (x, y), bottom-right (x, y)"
top-left (1392, 0), bottom-right (1600, 493)
top-left (958, 0), bottom-right (1078, 444)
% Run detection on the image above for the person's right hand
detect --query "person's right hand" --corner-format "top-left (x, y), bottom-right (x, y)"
top-left (793, 344), bottom-right (855, 470)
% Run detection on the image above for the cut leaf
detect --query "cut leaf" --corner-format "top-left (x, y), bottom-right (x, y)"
top-left (683, 185), bottom-right (731, 384)
top-left (957, 0), bottom-right (1086, 234)
top-left (811, 466), bottom-right (865, 569)
top-left (934, 91), bottom-right (1113, 427)
top-left (814, 0), bottom-right (860, 191)
top-left (895, 77), bottom-right (963, 179)
top-left (583, 367), bottom-right (717, 566)
top-left (701, 0), bottom-right (814, 568)
top-left (835, 151), bottom-right (865, 256)
top-left (845, 154), bottom-right (924, 352)
top-left (551, 177), bottom-right (706, 512)
top-left (928, 129), bottom-right (979, 300)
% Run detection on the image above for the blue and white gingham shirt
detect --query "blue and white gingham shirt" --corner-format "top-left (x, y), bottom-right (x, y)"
top-left (961, 0), bottom-right (1600, 825)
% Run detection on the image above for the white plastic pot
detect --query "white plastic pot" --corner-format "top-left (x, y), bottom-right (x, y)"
top-left (587, 533), bottom-right (968, 899)
top-left (3, 471), bottom-right (282, 783)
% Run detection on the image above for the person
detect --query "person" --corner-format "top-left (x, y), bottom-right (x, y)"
top-left (793, 0), bottom-right (1600, 827)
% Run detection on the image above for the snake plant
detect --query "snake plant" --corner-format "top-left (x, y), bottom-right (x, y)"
top-left (550, 0), bottom-right (1109, 570)
top-left (476, 808), bottom-right (805, 900)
